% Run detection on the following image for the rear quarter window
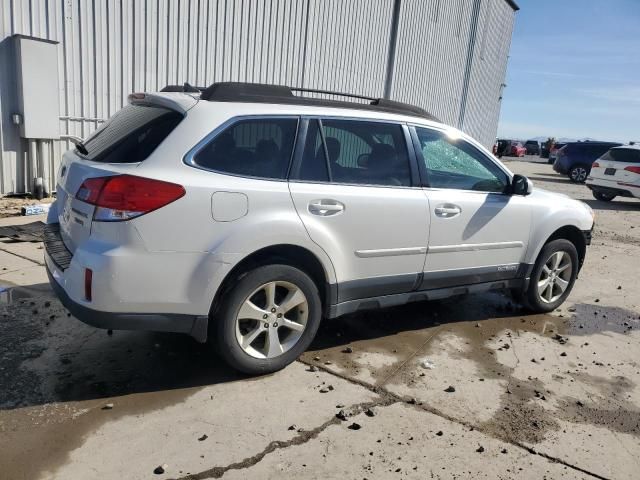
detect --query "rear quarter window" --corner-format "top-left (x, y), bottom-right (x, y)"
top-left (79, 104), bottom-right (183, 163)
top-left (192, 118), bottom-right (298, 179)
top-left (601, 148), bottom-right (640, 163)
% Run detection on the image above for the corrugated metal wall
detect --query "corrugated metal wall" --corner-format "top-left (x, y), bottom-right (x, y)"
top-left (0, 0), bottom-right (516, 195)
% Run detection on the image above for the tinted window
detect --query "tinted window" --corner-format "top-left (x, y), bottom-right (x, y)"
top-left (80, 104), bottom-right (183, 163)
top-left (193, 118), bottom-right (298, 179)
top-left (298, 119), bottom-right (411, 187)
top-left (415, 127), bottom-right (508, 193)
top-left (601, 148), bottom-right (640, 163)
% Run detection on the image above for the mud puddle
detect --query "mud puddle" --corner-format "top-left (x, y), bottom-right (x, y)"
top-left (303, 292), bottom-right (640, 446)
top-left (0, 289), bottom-right (244, 479)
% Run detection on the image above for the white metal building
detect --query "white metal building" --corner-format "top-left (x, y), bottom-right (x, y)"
top-left (0, 0), bottom-right (518, 195)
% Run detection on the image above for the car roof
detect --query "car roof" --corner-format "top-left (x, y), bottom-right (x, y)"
top-left (611, 144), bottom-right (640, 151)
top-left (162, 82), bottom-right (441, 124)
top-left (565, 141), bottom-right (621, 146)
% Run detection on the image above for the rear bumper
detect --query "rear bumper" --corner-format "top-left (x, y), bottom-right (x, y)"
top-left (44, 222), bottom-right (214, 342)
top-left (46, 264), bottom-right (209, 342)
top-left (586, 180), bottom-right (639, 198)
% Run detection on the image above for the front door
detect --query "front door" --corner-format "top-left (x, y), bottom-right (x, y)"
top-left (289, 118), bottom-right (429, 303)
top-left (412, 126), bottom-right (532, 289)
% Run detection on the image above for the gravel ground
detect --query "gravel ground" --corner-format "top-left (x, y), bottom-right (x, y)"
top-left (0, 157), bottom-right (638, 480)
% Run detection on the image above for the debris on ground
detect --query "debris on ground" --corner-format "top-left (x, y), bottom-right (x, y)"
top-left (476, 445), bottom-right (485, 453)
top-left (198, 434), bottom-right (208, 441)
top-left (365, 408), bottom-right (375, 417)
top-left (420, 358), bottom-right (436, 369)
top-left (336, 410), bottom-right (348, 421)
top-left (342, 346), bottom-right (353, 353)
top-left (347, 422), bottom-right (361, 430)
top-left (153, 464), bottom-right (168, 475)
top-left (444, 385), bottom-right (456, 393)
top-left (101, 403), bottom-right (114, 410)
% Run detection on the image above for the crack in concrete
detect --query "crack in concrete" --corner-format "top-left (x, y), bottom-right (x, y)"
top-left (171, 357), bottom-right (612, 480)
top-left (170, 396), bottom-right (400, 480)
top-left (299, 360), bottom-right (612, 480)
top-left (0, 246), bottom-right (45, 266)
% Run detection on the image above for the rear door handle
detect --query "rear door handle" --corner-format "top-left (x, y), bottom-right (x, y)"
top-left (308, 199), bottom-right (345, 216)
top-left (434, 205), bottom-right (461, 218)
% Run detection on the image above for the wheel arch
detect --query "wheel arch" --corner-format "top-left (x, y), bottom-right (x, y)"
top-left (542, 225), bottom-right (587, 270)
top-left (210, 244), bottom-right (334, 318)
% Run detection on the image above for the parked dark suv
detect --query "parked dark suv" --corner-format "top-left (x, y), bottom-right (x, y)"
top-left (524, 140), bottom-right (540, 155)
top-left (553, 141), bottom-right (623, 183)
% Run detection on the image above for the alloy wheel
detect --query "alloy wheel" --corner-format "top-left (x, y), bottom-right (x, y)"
top-left (570, 167), bottom-right (587, 182)
top-left (537, 251), bottom-right (573, 304)
top-left (235, 281), bottom-right (309, 359)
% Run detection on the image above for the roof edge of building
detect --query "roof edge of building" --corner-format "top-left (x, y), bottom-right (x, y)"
top-left (504, 0), bottom-right (520, 11)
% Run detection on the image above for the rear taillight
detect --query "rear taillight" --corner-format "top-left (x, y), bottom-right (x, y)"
top-left (76, 175), bottom-right (185, 221)
top-left (592, 162), bottom-right (600, 168)
top-left (624, 166), bottom-right (640, 174)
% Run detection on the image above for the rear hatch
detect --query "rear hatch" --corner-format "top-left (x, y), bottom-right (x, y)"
top-left (590, 147), bottom-right (640, 185)
top-left (55, 93), bottom-right (196, 253)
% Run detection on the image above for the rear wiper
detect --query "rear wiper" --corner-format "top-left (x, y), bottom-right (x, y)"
top-left (64, 135), bottom-right (88, 155)
top-left (75, 141), bottom-right (88, 156)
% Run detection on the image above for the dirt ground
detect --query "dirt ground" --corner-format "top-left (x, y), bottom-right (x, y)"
top-left (0, 196), bottom-right (55, 218)
top-left (0, 156), bottom-right (638, 480)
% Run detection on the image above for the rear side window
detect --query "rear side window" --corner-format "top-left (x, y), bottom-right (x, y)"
top-left (193, 118), bottom-right (298, 179)
top-left (601, 148), bottom-right (640, 163)
top-left (80, 104), bottom-right (183, 163)
top-left (297, 119), bottom-right (411, 187)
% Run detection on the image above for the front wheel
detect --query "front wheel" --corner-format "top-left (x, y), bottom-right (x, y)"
top-left (592, 190), bottom-right (616, 202)
top-left (215, 264), bottom-right (322, 375)
top-left (525, 239), bottom-right (579, 313)
top-left (569, 165), bottom-right (589, 183)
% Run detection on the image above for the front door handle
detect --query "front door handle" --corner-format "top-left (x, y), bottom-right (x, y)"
top-left (308, 199), bottom-right (345, 216)
top-left (434, 204), bottom-right (461, 218)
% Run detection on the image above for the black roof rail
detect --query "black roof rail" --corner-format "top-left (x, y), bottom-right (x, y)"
top-left (198, 82), bottom-right (440, 122)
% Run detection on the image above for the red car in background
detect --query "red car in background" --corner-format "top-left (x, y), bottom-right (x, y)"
top-left (495, 139), bottom-right (526, 157)
top-left (510, 141), bottom-right (526, 157)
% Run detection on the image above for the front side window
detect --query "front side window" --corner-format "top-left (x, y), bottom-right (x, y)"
top-left (415, 127), bottom-right (508, 193)
top-left (193, 118), bottom-right (298, 179)
top-left (298, 119), bottom-right (411, 187)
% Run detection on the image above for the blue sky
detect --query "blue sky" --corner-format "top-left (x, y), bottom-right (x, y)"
top-left (497, 0), bottom-right (640, 143)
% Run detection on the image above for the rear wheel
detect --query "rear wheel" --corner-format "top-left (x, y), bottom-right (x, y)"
top-left (525, 239), bottom-right (579, 313)
top-left (569, 165), bottom-right (589, 183)
top-left (215, 264), bottom-right (322, 375)
top-left (592, 190), bottom-right (616, 202)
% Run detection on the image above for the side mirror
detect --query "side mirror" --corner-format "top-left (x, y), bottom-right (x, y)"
top-left (511, 174), bottom-right (533, 195)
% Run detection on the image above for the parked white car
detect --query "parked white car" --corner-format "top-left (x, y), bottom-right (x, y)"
top-left (586, 145), bottom-right (640, 201)
top-left (45, 82), bottom-right (595, 374)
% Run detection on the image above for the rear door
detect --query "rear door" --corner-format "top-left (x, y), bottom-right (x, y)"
top-left (412, 126), bottom-right (531, 289)
top-left (289, 118), bottom-right (429, 303)
top-left (56, 101), bottom-right (185, 252)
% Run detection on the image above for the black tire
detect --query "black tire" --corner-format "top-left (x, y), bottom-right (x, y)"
top-left (525, 239), bottom-right (579, 313)
top-left (592, 190), bottom-right (616, 202)
top-left (568, 165), bottom-right (589, 183)
top-left (214, 264), bottom-right (322, 375)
